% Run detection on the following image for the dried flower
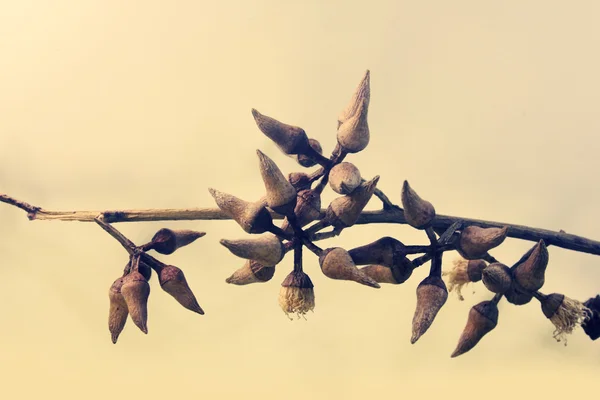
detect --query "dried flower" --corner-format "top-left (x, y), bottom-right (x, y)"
top-left (108, 277), bottom-right (128, 344)
top-left (257, 150), bottom-right (297, 216)
top-left (157, 265), bottom-right (204, 315)
top-left (324, 176), bottom-right (379, 228)
top-left (411, 275), bottom-right (448, 344)
top-left (481, 263), bottom-right (512, 294)
top-left (146, 228), bottom-right (205, 255)
top-left (582, 295), bottom-right (600, 340)
top-left (226, 260), bottom-right (275, 285)
top-left (209, 188), bottom-right (274, 234)
top-left (319, 247), bottom-right (380, 288)
top-left (120, 271), bottom-right (150, 334)
top-left (279, 271), bottom-right (315, 319)
top-left (220, 233), bottom-right (286, 266)
top-left (329, 162), bottom-right (362, 194)
top-left (537, 292), bottom-right (591, 345)
top-left (513, 240), bottom-right (549, 292)
top-left (338, 70), bottom-right (370, 128)
top-left (451, 300), bottom-right (499, 358)
top-left (442, 257), bottom-right (487, 301)
top-left (401, 181), bottom-right (435, 229)
top-left (457, 226), bottom-right (508, 259)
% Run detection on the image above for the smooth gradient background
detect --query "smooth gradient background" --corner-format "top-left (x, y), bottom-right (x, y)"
top-left (1, 1), bottom-right (599, 399)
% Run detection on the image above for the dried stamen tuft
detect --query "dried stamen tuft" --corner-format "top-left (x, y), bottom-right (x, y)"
top-left (279, 271), bottom-right (315, 320)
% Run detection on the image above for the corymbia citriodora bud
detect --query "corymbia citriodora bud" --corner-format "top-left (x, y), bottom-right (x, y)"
top-left (209, 188), bottom-right (274, 234)
top-left (226, 260), bottom-right (275, 285)
top-left (359, 265), bottom-right (398, 284)
top-left (411, 275), bottom-right (448, 344)
top-left (145, 228), bottom-right (205, 255)
top-left (337, 98), bottom-right (370, 153)
top-left (281, 189), bottom-right (322, 234)
top-left (401, 181), bottom-right (435, 229)
top-left (279, 271), bottom-right (315, 319)
top-left (582, 295), bottom-right (600, 340)
top-left (157, 265), bottom-right (204, 315)
top-left (288, 172), bottom-right (312, 192)
top-left (442, 257), bottom-right (487, 301)
top-left (451, 300), bottom-right (499, 358)
top-left (536, 292), bottom-right (590, 344)
top-left (251, 109), bottom-right (311, 155)
top-left (319, 247), bottom-right (380, 288)
top-left (513, 240), bottom-right (549, 292)
top-left (456, 226), bottom-right (508, 259)
top-left (220, 234), bottom-right (286, 267)
top-left (338, 70), bottom-right (370, 128)
top-left (504, 285), bottom-right (534, 305)
top-left (256, 150), bottom-right (297, 216)
top-left (120, 270), bottom-right (150, 334)
top-left (481, 263), bottom-right (512, 294)
top-left (108, 277), bottom-right (128, 344)
top-left (329, 162), bottom-right (362, 194)
top-left (348, 236), bottom-right (405, 267)
top-left (324, 176), bottom-right (379, 229)
top-left (294, 138), bottom-right (323, 168)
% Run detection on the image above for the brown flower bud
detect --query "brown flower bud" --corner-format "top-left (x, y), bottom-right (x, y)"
top-left (120, 271), bottom-right (150, 334)
top-left (324, 176), bottom-right (379, 228)
top-left (108, 277), bottom-right (128, 344)
top-left (281, 190), bottom-right (322, 234)
top-left (337, 98), bottom-right (370, 153)
top-left (411, 276), bottom-right (448, 344)
top-left (513, 240), bottom-right (549, 292)
top-left (257, 150), bottom-right (297, 216)
top-left (348, 237), bottom-right (414, 283)
top-left (220, 233), bottom-right (286, 266)
top-left (288, 172), bottom-right (312, 192)
top-left (294, 139), bottom-right (323, 168)
top-left (319, 247), bottom-right (381, 288)
top-left (146, 228), bottom-right (205, 255)
top-left (209, 188), bottom-right (274, 234)
top-left (252, 109), bottom-right (311, 155)
top-left (537, 292), bottom-right (591, 344)
top-left (226, 260), bottom-right (275, 285)
top-left (457, 226), bottom-right (508, 259)
top-left (329, 162), bottom-right (362, 194)
top-left (360, 265), bottom-right (398, 284)
top-left (157, 265), bottom-right (204, 315)
top-left (338, 70), bottom-right (370, 128)
top-left (504, 285), bottom-right (533, 305)
top-left (451, 300), bottom-right (499, 358)
top-left (481, 263), bottom-right (512, 294)
top-left (443, 257), bottom-right (487, 301)
top-left (279, 271), bottom-right (315, 319)
top-left (401, 181), bottom-right (435, 229)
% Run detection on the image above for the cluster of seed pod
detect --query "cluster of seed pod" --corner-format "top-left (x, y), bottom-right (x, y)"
top-left (108, 228), bottom-right (205, 343)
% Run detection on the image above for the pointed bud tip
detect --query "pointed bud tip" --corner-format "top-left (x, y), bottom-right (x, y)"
top-left (410, 334), bottom-right (420, 344)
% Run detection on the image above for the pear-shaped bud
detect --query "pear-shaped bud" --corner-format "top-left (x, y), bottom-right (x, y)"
top-left (401, 181), bottom-right (436, 229)
top-left (443, 257), bottom-right (487, 301)
top-left (279, 271), bottom-right (315, 319)
top-left (504, 285), bottom-right (533, 305)
top-left (337, 98), bottom-right (370, 153)
top-left (319, 247), bottom-right (380, 288)
top-left (457, 226), bottom-right (508, 259)
top-left (481, 263), bottom-right (512, 294)
top-left (411, 276), bottom-right (448, 344)
top-left (329, 162), bottom-right (362, 194)
top-left (220, 233), bottom-right (286, 266)
top-left (257, 150), bottom-right (297, 216)
top-left (582, 295), bottom-right (600, 340)
top-left (120, 271), bottom-right (150, 334)
top-left (281, 190), bottom-right (322, 234)
top-left (348, 236), bottom-right (405, 266)
top-left (451, 300), bottom-right (499, 358)
top-left (338, 70), bottom-right (370, 128)
top-left (360, 265), bottom-right (399, 284)
top-left (108, 277), bottom-right (128, 344)
top-left (157, 265), bottom-right (204, 315)
top-left (537, 293), bottom-right (591, 344)
top-left (324, 176), bottom-right (379, 228)
top-left (209, 188), bottom-right (274, 234)
top-left (147, 228), bottom-right (205, 255)
top-left (288, 172), bottom-right (312, 192)
top-left (513, 240), bottom-right (549, 291)
top-left (294, 138), bottom-right (323, 168)
top-left (252, 109), bottom-right (311, 155)
top-left (226, 260), bottom-right (275, 285)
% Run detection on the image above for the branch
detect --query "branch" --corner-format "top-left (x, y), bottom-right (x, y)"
top-left (2, 193), bottom-right (600, 256)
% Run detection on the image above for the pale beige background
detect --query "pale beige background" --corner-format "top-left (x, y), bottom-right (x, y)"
top-left (1, 1), bottom-right (599, 399)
